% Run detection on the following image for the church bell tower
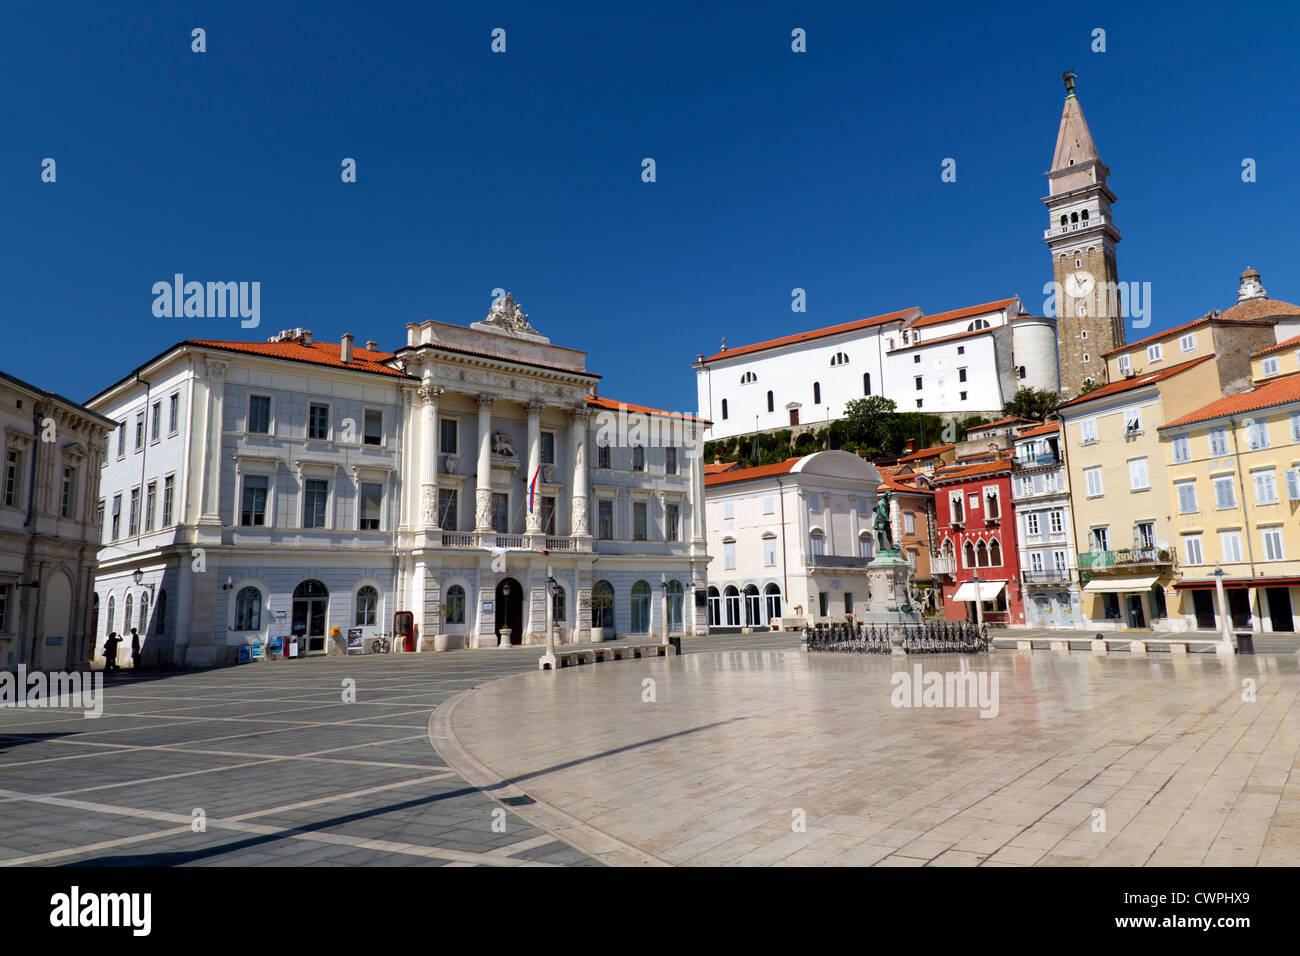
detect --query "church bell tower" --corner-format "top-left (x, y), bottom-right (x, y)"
top-left (1044, 72), bottom-right (1123, 396)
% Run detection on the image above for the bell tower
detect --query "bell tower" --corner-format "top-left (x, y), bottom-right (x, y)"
top-left (1044, 72), bottom-right (1123, 396)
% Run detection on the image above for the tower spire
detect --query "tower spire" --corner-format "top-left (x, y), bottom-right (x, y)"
top-left (1051, 74), bottom-right (1100, 172)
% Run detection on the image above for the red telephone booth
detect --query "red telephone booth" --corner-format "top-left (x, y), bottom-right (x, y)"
top-left (394, 612), bottom-right (415, 653)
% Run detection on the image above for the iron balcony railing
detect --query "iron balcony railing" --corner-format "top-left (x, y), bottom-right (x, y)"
top-left (1020, 568), bottom-right (1074, 585)
top-left (808, 553), bottom-right (876, 569)
top-left (1077, 547), bottom-right (1174, 570)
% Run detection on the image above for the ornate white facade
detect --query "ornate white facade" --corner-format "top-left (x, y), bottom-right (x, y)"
top-left (88, 297), bottom-right (709, 667)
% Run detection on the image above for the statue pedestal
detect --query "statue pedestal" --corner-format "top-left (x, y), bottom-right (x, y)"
top-left (860, 552), bottom-right (921, 653)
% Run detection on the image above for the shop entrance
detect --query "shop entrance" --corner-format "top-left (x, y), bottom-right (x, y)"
top-left (1266, 588), bottom-right (1294, 632)
top-left (1192, 590), bottom-right (1216, 630)
top-left (1125, 594), bottom-right (1147, 629)
top-left (495, 578), bottom-right (524, 645)
top-left (292, 580), bottom-right (330, 653)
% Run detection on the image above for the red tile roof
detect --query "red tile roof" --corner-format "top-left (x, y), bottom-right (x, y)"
top-left (187, 339), bottom-right (411, 377)
top-left (704, 457), bottom-right (804, 486)
top-left (879, 473), bottom-right (934, 495)
top-left (1160, 371), bottom-right (1300, 428)
top-left (966, 416), bottom-right (1038, 433)
top-left (703, 461), bottom-right (739, 475)
top-left (895, 443), bottom-right (955, 463)
top-left (1057, 356), bottom-right (1215, 410)
top-left (905, 298), bottom-right (1018, 330)
top-left (1014, 421), bottom-right (1060, 440)
top-left (1100, 316), bottom-right (1276, 358)
top-left (889, 326), bottom-right (998, 352)
top-left (1253, 333), bottom-right (1300, 358)
top-left (586, 395), bottom-right (708, 423)
top-left (698, 308), bottom-right (920, 363)
top-left (929, 458), bottom-right (1012, 484)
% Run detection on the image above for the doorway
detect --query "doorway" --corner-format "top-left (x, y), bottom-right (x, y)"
top-left (1228, 589), bottom-right (1252, 630)
top-left (292, 579), bottom-right (330, 653)
top-left (1192, 590), bottom-right (1216, 629)
top-left (495, 577), bottom-right (524, 644)
top-left (1125, 594), bottom-right (1147, 629)
top-left (1266, 588), bottom-right (1294, 632)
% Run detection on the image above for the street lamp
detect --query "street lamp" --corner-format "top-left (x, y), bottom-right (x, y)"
top-left (500, 580), bottom-right (513, 649)
top-left (660, 573), bottom-right (670, 646)
top-left (132, 567), bottom-right (155, 598)
top-left (1212, 564), bottom-right (1233, 648)
top-left (972, 568), bottom-right (984, 631)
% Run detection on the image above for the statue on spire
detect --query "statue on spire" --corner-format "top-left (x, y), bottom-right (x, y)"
top-left (1062, 70), bottom-right (1076, 96)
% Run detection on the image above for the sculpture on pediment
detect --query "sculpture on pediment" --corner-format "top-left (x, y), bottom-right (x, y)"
top-left (542, 464), bottom-right (557, 484)
top-left (492, 432), bottom-right (516, 457)
top-left (482, 293), bottom-right (538, 335)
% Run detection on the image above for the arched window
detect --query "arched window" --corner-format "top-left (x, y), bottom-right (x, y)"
top-left (124, 595), bottom-right (133, 633)
top-left (740, 371), bottom-right (757, 385)
top-left (552, 584), bottom-right (566, 623)
top-left (1059, 214), bottom-right (1067, 227)
top-left (859, 531), bottom-right (873, 559)
top-left (743, 585), bottom-right (761, 626)
top-left (967, 319), bottom-right (991, 331)
top-left (723, 586), bottom-right (741, 626)
top-left (808, 529), bottom-right (825, 556)
top-left (767, 391), bottom-right (774, 413)
top-left (666, 580), bottom-right (683, 630)
top-left (721, 399), bottom-right (728, 420)
top-left (630, 580), bottom-right (652, 633)
top-left (707, 586), bottom-right (721, 627)
top-left (154, 589), bottom-right (167, 637)
top-left (989, 539), bottom-right (1002, 566)
top-left (235, 587), bottom-right (262, 631)
top-left (813, 382), bottom-right (821, 404)
top-left (1018, 365), bottom-right (1027, 379)
top-left (977, 541), bottom-right (989, 567)
top-left (1081, 209), bottom-right (1089, 221)
top-left (764, 583), bottom-right (782, 622)
top-left (863, 373), bottom-right (871, 395)
top-left (138, 592), bottom-right (149, 636)
top-left (964, 541), bottom-right (976, 568)
top-left (830, 351), bottom-right (849, 367)
top-left (106, 595), bottom-right (115, 636)
top-left (355, 585), bottom-right (378, 627)
top-left (445, 585), bottom-right (466, 624)
top-left (1071, 211), bottom-right (1078, 223)
top-left (592, 580), bottom-right (614, 629)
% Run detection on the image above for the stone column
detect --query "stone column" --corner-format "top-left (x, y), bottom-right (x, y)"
top-left (474, 394), bottom-right (495, 533)
top-left (198, 358), bottom-right (227, 528)
top-left (569, 406), bottom-right (590, 540)
top-left (417, 382), bottom-right (441, 529)
top-left (524, 399), bottom-right (544, 536)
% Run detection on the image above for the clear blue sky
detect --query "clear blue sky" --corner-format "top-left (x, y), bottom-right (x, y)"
top-left (6, 1), bottom-right (1300, 413)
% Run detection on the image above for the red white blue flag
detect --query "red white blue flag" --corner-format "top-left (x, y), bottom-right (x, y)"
top-left (528, 465), bottom-right (541, 512)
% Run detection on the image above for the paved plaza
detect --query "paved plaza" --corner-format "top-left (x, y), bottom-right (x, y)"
top-left (1, 630), bottom-right (1297, 866)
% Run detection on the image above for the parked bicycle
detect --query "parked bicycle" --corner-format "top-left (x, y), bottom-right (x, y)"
top-left (370, 637), bottom-right (391, 654)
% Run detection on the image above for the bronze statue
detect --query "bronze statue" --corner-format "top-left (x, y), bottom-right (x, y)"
top-left (873, 490), bottom-right (896, 553)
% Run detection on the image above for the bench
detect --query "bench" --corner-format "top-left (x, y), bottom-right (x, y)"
top-left (540, 642), bottom-right (678, 670)
top-left (1009, 636), bottom-right (1237, 657)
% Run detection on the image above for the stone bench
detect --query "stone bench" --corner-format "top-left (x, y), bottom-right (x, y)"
top-left (1120, 637), bottom-right (1234, 658)
top-left (540, 642), bottom-right (678, 670)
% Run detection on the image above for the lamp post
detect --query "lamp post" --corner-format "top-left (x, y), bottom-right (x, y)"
top-left (1212, 564), bottom-right (1233, 648)
top-left (660, 574), bottom-right (670, 646)
top-left (133, 567), bottom-right (155, 598)
top-left (972, 568), bottom-right (984, 631)
top-left (499, 580), bottom-right (513, 649)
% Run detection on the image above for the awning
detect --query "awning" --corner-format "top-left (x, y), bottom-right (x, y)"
top-left (952, 581), bottom-right (1006, 601)
top-left (1082, 574), bottom-right (1161, 594)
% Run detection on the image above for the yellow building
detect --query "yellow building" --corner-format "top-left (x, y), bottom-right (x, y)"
top-left (1056, 356), bottom-right (1219, 630)
top-left (1159, 361), bottom-right (1300, 635)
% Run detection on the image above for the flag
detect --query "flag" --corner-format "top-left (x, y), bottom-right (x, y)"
top-left (529, 465), bottom-right (541, 512)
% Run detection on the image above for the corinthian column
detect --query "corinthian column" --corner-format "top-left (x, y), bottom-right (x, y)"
top-left (417, 382), bottom-right (441, 529)
top-left (569, 405), bottom-right (591, 541)
top-left (525, 399), bottom-right (544, 535)
top-left (475, 394), bottom-right (496, 532)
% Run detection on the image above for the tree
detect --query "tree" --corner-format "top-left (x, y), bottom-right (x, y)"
top-left (1003, 387), bottom-right (1060, 422)
top-left (1077, 379), bottom-right (1104, 397)
top-left (841, 396), bottom-right (897, 450)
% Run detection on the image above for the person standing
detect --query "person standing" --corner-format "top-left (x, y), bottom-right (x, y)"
top-left (103, 632), bottom-right (121, 673)
top-left (130, 628), bottom-right (142, 670)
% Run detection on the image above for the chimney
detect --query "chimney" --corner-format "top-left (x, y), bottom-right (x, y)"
top-left (341, 333), bottom-right (354, 364)
top-left (905, 439), bottom-right (916, 454)
top-left (713, 455), bottom-right (723, 465)
top-left (365, 340), bottom-right (378, 352)
top-left (299, 329), bottom-right (312, 345)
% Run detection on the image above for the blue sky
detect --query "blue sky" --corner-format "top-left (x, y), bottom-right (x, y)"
top-left (6, 1), bottom-right (1300, 413)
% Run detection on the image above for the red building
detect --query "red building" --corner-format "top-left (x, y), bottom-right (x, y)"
top-left (930, 457), bottom-right (1025, 626)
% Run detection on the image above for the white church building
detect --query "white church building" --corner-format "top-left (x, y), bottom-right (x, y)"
top-left (86, 296), bottom-right (709, 667)
top-left (693, 297), bottom-right (1059, 441)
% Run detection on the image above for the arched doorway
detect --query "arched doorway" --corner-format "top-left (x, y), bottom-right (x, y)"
top-left (743, 585), bottom-right (761, 626)
top-left (495, 578), bottom-right (524, 645)
top-left (37, 571), bottom-right (74, 671)
top-left (630, 581), bottom-right (652, 634)
top-left (706, 586), bottom-right (721, 627)
top-left (764, 583), bottom-right (782, 623)
top-left (592, 580), bottom-right (614, 639)
top-left (292, 580), bottom-right (330, 654)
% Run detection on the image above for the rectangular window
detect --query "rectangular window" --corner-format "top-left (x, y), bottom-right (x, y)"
top-left (61, 466), bottom-right (76, 518)
top-left (724, 541), bottom-right (736, 570)
top-left (1080, 419), bottom-right (1098, 444)
top-left (1180, 333), bottom-right (1196, 353)
top-left (248, 395), bottom-right (271, 434)
top-left (1118, 355), bottom-right (1132, 375)
top-left (844, 593), bottom-right (854, 615)
top-left (1147, 343), bottom-right (1163, 363)
top-left (1030, 552), bottom-right (1044, 573)
top-left (903, 512), bottom-right (915, 534)
top-left (1213, 475), bottom-right (1237, 510)
top-left (1135, 521), bottom-right (1156, 548)
top-left (1219, 531), bottom-right (1243, 563)
top-left (665, 446), bottom-right (677, 475)
top-left (169, 393), bottom-right (180, 433)
top-left (151, 401), bottom-right (162, 441)
top-left (2, 449), bottom-right (18, 508)
top-left (440, 418), bottom-right (458, 454)
top-left (303, 479), bottom-right (329, 528)
top-left (1176, 480), bottom-right (1198, 514)
top-left (1084, 466), bottom-right (1104, 497)
top-left (1184, 534), bottom-right (1204, 565)
top-left (958, 367), bottom-right (967, 382)
top-left (1288, 469), bottom-right (1300, 501)
top-left (1249, 420), bottom-right (1270, 450)
top-left (597, 442), bottom-right (610, 469)
top-left (1262, 527), bottom-right (1285, 562)
top-left (111, 494), bottom-right (122, 539)
top-left (96, 498), bottom-right (104, 530)
top-left (809, 534), bottom-right (825, 556)
top-left (1254, 470), bottom-right (1278, 505)
top-left (491, 493), bottom-right (509, 533)
top-left (1171, 434), bottom-right (1191, 462)
top-left (915, 376), bottom-right (923, 390)
top-left (723, 501), bottom-right (734, 519)
top-left (128, 487), bottom-right (140, 535)
top-left (540, 496), bottom-right (556, 534)
top-left (665, 503), bottom-right (679, 541)
top-left (363, 409), bottom-right (383, 446)
top-left (359, 482), bottom-right (383, 530)
top-left (1292, 413), bottom-right (1300, 444)
top-left (632, 446), bottom-right (645, 472)
top-left (117, 421), bottom-right (126, 458)
top-left (1128, 457), bottom-right (1149, 491)
top-left (598, 500), bottom-right (614, 539)
top-left (1262, 356), bottom-right (1280, 377)
top-left (540, 431), bottom-right (556, 465)
top-left (1053, 550), bottom-right (1068, 575)
top-left (308, 403), bottom-right (330, 440)
top-left (763, 537), bottom-right (776, 567)
top-left (633, 501), bottom-right (648, 540)
top-left (857, 498), bottom-right (869, 517)
top-left (144, 481), bottom-right (156, 531)
top-left (1091, 526), bottom-right (1109, 551)
top-left (135, 412), bottom-right (145, 451)
top-left (438, 488), bottom-right (457, 530)
top-left (1209, 428), bottom-right (1229, 457)
top-left (762, 496), bottom-right (774, 515)
top-left (818, 592), bottom-right (829, 618)
top-left (808, 493), bottom-right (820, 511)
top-left (162, 476), bottom-right (174, 526)
top-left (241, 476), bottom-right (269, 526)
top-left (1025, 512), bottom-right (1040, 535)
top-left (1123, 408), bottom-right (1142, 434)
top-left (1050, 510), bottom-right (1064, 534)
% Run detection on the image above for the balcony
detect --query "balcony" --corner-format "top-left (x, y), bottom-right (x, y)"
top-left (930, 555), bottom-right (957, 576)
top-left (1020, 568), bottom-right (1074, 585)
top-left (1014, 452), bottom-right (1059, 469)
top-left (440, 532), bottom-right (476, 548)
top-left (808, 554), bottom-right (874, 570)
top-left (1077, 547), bottom-right (1174, 571)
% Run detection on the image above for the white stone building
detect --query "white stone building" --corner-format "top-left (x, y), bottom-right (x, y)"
top-left (703, 451), bottom-right (883, 629)
top-left (1009, 422), bottom-right (1082, 628)
top-left (87, 297), bottom-right (709, 667)
top-left (0, 370), bottom-right (115, 669)
top-left (693, 297), bottom-right (1059, 442)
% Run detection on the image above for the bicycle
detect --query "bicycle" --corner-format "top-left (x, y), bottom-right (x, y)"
top-left (369, 637), bottom-right (391, 654)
